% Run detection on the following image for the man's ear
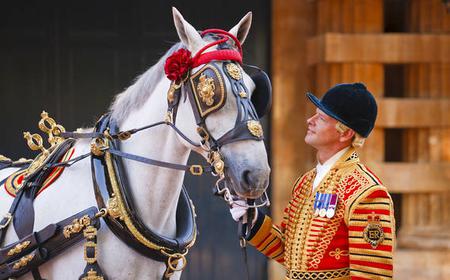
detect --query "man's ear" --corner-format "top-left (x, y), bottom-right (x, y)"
top-left (339, 128), bottom-right (355, 143)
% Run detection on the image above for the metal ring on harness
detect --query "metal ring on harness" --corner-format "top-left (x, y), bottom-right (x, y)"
top-left (160, 249), bottom-right (188, 271)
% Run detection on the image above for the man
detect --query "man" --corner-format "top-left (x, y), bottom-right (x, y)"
top-left (231, 83), bottom-right (395, 279)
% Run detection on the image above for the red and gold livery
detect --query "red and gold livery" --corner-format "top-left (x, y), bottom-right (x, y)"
top-left (248, 148), bottom-right (395, 280)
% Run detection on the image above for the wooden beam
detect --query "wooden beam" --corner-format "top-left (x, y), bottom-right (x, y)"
top-left (307, 33), bottom-right (450, 65)
top-left (272, 0), bottom-right (314, 223)
top-left (377, 98), bottom-right (450, 128)
top-left (367, 162), bottom-right (450, 193)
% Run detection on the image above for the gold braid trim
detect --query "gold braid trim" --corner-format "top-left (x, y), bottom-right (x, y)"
top-left (287, 268), bottom-right (350, 280)
top-left (284, 171), bottom-right (315, 270)
top-left (305, 169), bottom-right (345, 270)
top-left (104, 151), bottom-right (164, 251)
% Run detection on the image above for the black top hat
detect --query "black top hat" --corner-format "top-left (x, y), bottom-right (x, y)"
top-left (306, 83), bottom-right (377, 138)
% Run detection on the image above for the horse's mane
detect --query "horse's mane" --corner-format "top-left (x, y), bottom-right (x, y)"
top-left (109, 42), bottom-right (184, 123)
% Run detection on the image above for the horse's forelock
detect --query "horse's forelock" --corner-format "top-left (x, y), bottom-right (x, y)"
top-left (109, 42), bottom-right (184, 123)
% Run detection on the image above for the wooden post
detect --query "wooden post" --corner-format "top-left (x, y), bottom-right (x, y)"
top-left (271, 1), bottom-right (314, 279)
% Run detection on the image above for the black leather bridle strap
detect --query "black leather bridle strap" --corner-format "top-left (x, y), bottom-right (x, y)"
top-left (107, 148), bottom-right (213, 174)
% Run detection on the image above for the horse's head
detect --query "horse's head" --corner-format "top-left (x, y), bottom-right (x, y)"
top-left (168, 8), bottom-right (271, 200)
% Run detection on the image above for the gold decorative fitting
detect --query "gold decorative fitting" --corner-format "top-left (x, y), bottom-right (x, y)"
top-left (160, 249), bottom-right (188, 272)
top-left (90, 138), bottom-right (108, 157)
top-left (164, 111), bottom-right (174, 124)
top-left (117, 131), bottom-right (131, 141)
top-left (81, 269), bottom-right (104, 280)
top-left (12, 253), bottom-right (35, 270)
top-left (102, 129), bottom-right (113, 140)
top-left (7, 241), bottom-right (31, 256)
top-left (210, 151), bottom-right (224, 175)
top-left (167, 82), bottom-right (181, 103)
top-left (226, 63), bottom-right (242, 80)
top-left (84, 241), bottom-right (98, 264)
top-left (83, 226), bottom-right (97, 240)
top-left (107, 196), bottom-right (123, 219)
top-left (239, 91), bottom-right (247, 98)
top-left (247, 120), bottom-right (263, 138)
top-left (104, 152), bottom-right (165, 251)
top-left (63, 215), bottom-right (91, 238)
top-left (23, 132), bottom-right (47, 155)
top-left (16, 158), bottom-right (32, 163)
top-left (0, 154), bottom-right (11, 161)
top-left (189, 165), bottom-right (204, 176)
top-left (38, 111), bottom-right (66, 146)
top-left (0, 213), bottom-right (12, 229)
top-left (196, 126), bottom-right (210, 142)
top-left (197, 73), bottom-right (215, 106)
top-left (95, 208), bottom-right (108, 218)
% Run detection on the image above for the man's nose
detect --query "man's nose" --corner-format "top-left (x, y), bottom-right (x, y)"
top-left (307, 114), bottom-right (316, 125)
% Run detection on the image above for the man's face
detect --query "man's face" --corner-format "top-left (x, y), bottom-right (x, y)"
top-left (304, 108), bottom-right (340, 149)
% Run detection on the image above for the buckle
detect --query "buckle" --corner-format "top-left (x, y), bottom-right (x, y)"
top-left (196, 126), bottom-right (210, 142)
top-left (189, 165), bottom-right (203, 176)
top-left (90, 137), bottom-right (108, 157)
top-left (0, 213), bottom-right (12, 229)
top-left (84, 241), bottom-right (98, 264)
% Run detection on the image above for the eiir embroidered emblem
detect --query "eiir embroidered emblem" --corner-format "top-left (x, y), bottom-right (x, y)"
top-left (363, 213), bottom-right (385, 249)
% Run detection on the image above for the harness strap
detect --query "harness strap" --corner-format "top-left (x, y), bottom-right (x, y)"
top-left (107, 148), bottom-right (212, 175)
top-left (0, 207), bottom-right (101, 280)
top-left (238, 220), bottom-right (251, 280)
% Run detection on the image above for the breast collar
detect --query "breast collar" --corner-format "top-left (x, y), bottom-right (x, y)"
top-left (91, 114), bottom-right (197, 266)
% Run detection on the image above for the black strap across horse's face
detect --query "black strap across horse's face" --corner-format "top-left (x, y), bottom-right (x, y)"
top-left (184, 61), bottom-right (272, 149)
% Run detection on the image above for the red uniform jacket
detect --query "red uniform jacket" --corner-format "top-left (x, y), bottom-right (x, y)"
top-left (247, 148), bottom-right (395, 279)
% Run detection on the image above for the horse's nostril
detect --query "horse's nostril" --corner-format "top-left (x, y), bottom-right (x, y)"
top-left (242, 170), bottom-right (251, 186)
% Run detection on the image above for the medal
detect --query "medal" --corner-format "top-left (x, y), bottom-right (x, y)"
top-left (319, 193), bottom-right (330, 218)
top-left (326, 194), bottom-right (338, 218)
top-left (313, 192), bottom-right (320, 216)
top-left (319, 208), bottom-right (327, 217)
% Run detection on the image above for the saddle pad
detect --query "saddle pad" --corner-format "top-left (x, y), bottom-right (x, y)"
top-left (3, 147), bottom-right (75, 198)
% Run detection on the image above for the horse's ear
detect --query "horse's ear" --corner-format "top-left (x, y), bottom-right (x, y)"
top-left (172, 7), bottom-right (203, 51)
top-left (229, 12), bottom-right (252, 45)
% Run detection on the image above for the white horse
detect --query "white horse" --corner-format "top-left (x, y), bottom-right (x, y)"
top-left (0, 8), bottom-right (270, 280)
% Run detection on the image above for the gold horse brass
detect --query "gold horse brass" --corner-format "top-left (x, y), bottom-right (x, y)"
top-left (247, 120), bottom-right (264, 138)
top-left (12, 253), bottom-right (35, 270)
top-left (7, 241), bottom-right (31, 256)
top-left (190, 64), bottom-right (226, 118)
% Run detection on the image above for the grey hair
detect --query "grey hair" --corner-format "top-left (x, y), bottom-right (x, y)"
top-left (109, 42), bottom-right (184, 123)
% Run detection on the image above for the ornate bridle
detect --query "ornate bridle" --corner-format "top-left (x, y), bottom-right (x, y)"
top-left (163, 29), bottom-right (270, 208)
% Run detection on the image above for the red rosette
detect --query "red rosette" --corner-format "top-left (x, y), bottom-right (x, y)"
top-left (164, 48), bottom-right (192, 82)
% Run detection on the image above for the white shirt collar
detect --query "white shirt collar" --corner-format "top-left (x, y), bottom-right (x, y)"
top-left (313, 147), bottom-right (350, 190)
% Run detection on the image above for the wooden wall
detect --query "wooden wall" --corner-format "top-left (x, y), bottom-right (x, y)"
top-left (271, 0), bottom-right (450, 279)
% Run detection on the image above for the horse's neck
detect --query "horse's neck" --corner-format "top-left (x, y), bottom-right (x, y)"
top-left (116, 82), bottom-right (190, 238)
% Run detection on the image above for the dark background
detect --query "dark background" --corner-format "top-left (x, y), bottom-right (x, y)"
top-left (0, 1), bottom-right (271, 279)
